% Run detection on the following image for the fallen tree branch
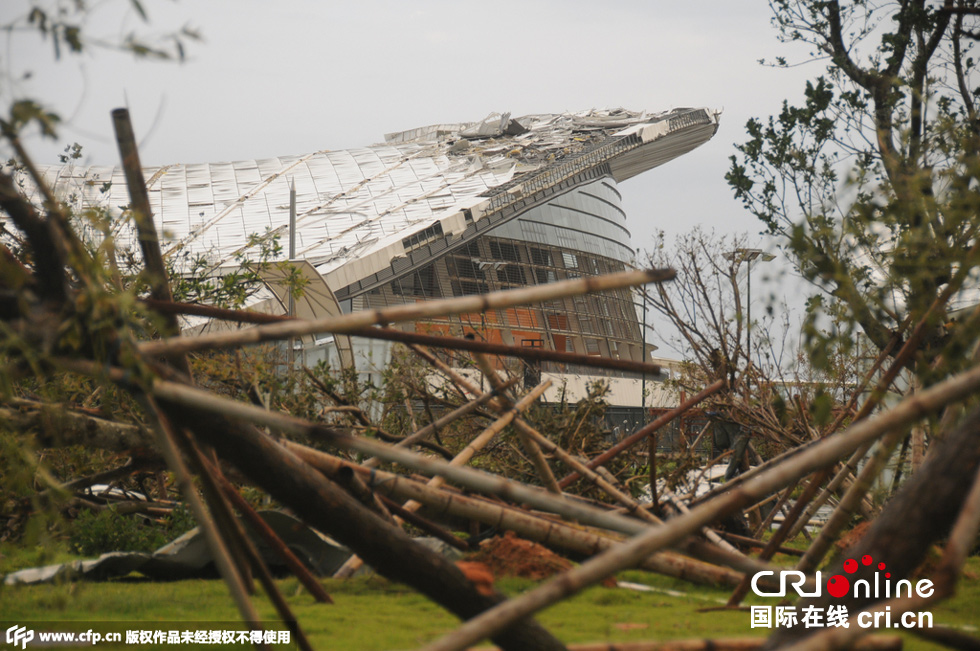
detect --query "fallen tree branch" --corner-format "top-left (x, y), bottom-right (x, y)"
top-left (137, 268), bottom-right (675, 358)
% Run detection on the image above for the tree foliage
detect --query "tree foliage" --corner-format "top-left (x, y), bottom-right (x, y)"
top-left (644, 229), bottom-right (865, 462)
top-left (728, 0), bottom-right (980, 381)
top-left (1, 1), bottom-right (200, 151)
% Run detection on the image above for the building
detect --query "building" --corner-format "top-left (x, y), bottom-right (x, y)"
top-left (42, 108), bottom-right (720, 416)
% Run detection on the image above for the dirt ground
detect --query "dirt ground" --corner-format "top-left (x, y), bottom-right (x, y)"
top-left (466, 530), bottom-right (573, 580)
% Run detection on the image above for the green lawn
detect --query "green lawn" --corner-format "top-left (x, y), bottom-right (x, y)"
top-left (1, 547), bottom-right (977, 650)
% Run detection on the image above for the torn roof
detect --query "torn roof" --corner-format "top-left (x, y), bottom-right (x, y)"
top-left (39, 107), bottom-right (720, 293)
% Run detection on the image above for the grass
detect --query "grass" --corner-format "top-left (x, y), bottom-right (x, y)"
top-left (0, 546), bottom-right (978, 650)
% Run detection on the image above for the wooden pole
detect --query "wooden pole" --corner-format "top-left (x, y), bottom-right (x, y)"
top-left (141, 299), bottom-right (666, 377)
top-left (724, 471), bottom-right (827, 607)
top-left (770, 409), bottom-right (980, 651)
top-left (784, 452), bottom-right (866, 540)
top-left (194, 458), bottom-right (316, 651)
top-left (751, 481), bottom-right (796, 538)
top-left (112, 109), bottom-right (191, 377)
top-left (139, 268), bottom-right (675, 358)
top-left (795, 427), bottom-right (907, 574)
top-left (495, 398), bottom-right (662, 526)
top-left (154, 394), bottom-right (569, 651)
top-left (660, 488), bottom-right (742, 556)
top-left (649, 433), bottom-right (658, 513)
top-left (57, 362), bottom-right (650, 538)
top-left (377, 494), bottom-right (470, 552)
top-left (411, 344), bottom-right (565, 494)
top-left (177, 434), bottom-right (256, 592)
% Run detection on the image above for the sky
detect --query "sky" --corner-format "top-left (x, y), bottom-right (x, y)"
top-left (1, 1), bottom-right (819, 356)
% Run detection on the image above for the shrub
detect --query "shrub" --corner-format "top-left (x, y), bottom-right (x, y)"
top-left (68, 505), bottom-right (196, 556)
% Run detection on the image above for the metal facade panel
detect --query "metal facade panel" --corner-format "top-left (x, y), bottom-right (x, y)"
top-left (34, 108), bottom-right (718, 288)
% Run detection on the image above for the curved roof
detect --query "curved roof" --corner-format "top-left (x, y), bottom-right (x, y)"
top-left (40, 107), bottom-right (720, 294)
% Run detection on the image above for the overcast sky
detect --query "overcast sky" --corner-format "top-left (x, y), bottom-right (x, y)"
top-left (2, 1), bottom-right (818, 356)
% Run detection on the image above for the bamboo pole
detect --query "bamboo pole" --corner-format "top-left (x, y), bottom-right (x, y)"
top-left (471, 353), bottom-right (561, 493)
top-left (112, 109), bottom-right (192, 377)
top-left (716, 531), bottom-right (804, 557)
top-left (751, 482), bottom-right (795, 537)
top-left (649, 432), bottom-right (658, 512)
top-left (424, 379), bottom-right (552, 493)
top-left (781, 465), bottom-right (980, 651)
top-left (502, 408), bottom-right (662, 526)
top-left (141, 397), bottom-right (265, 633)
top-left (142, 298), bottom-right (667, 377)
top-left (415, 362), bottom-right (980, 651)
top-left (694, 326), bottom-right (908, 507)
top-left (139, 268), bottom-right (675, 357)
top-left (364, 378), bottom-right (517, 468)
top-left (779, 317), bottom-right (942, 540)
top-left (558, 380), bottom-right (725, 490)
top-left (785, 451), bottom-right (865, 540)
top-left (212, 467), bottom-right (334, 603)
top-left (177, 433), bottom-right (256, 592)
top-left (282, 440), bottom-right (750, 588)
top-left (415, 342), bottom-right (672, 528)
top-left (195, 461), bottom-right (316, 651)
top-left (411, 344), bottom-right (566, 494)
top-left (291, 438), bottom-right (802, 585)
top-left (779, 280), bottom-right (974, 535)
top-left (305, 372), bottom-right (453, 460)
top-left (659, 488), bottom-right (741, 555)
top-left (795, 426), bottom-right (908, 574)
top-left (58, 361), bottom-right (650, 538)
top-left (377, 494), bottom-right (469, 551)
top-left (725, 470), bottom-right (828, 607)
top-left (334, 380), bottom-right (552, 578)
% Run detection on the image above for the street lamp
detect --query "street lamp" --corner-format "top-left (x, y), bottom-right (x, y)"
top-left (724, 248), bottom-right (775, 369)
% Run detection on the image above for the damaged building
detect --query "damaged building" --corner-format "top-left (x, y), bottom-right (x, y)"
top-left (40, 107), bottom-right (720, 421)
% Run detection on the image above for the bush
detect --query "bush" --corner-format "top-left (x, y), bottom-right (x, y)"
top-left (68, 505), bottom-right (196, 556)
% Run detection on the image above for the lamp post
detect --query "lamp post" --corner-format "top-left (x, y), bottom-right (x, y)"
top-left (724, 248), bottom-right (775, 370)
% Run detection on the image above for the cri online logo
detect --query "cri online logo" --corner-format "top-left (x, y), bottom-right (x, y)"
top-left (6, 625), bottom-right (34, 649)
top-left (751, 554), bottom-right (935, 600)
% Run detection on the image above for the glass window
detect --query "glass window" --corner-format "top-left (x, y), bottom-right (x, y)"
top-left (489, 240), bottom-right (521, 262)
top-left (497, 265), bottom-right (526, 285)
top-left (530, 247), bottom-right (552, 267)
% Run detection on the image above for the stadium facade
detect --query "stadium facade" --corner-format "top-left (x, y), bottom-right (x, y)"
top-left (42, 108), bottom-right (719, 413)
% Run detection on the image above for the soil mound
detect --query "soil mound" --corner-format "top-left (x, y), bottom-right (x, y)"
top-left (835, 521), bottom-right (872, 551)
top-left (467, 531), bottom-right (572, 580)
